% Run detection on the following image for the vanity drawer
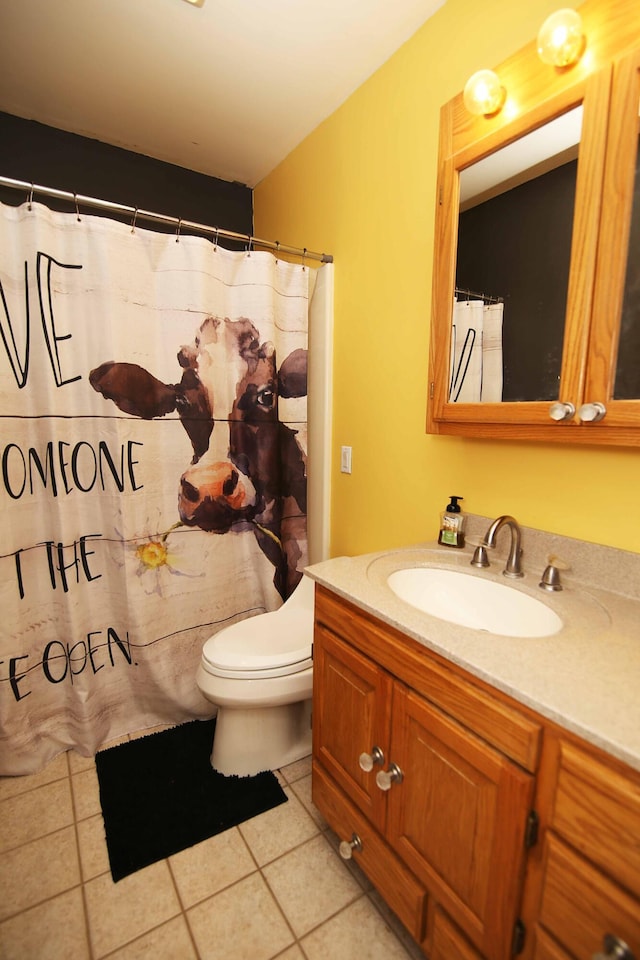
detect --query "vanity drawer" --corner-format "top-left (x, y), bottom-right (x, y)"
top-left (315, 586), bottom-right (541, 772)
top-left (312, 759), bottom-right (428, 943)
top-left (538, 833), bottom-right (640, 957)
top-left (551, 740), bottom-right (640, 894)
top-left (429, 907), bottom-right (482, 960)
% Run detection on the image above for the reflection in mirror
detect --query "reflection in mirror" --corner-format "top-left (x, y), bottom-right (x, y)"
top-left (451, 107), bottom-right (582, 403)
top-left (614, 96), bottom-right (640, 399)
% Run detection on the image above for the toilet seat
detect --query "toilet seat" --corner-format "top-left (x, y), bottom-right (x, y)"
top-left (201, 607), bottom-right (313, 680)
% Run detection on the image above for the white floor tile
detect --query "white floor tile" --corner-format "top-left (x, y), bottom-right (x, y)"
top-left (262, 834), bottom-right (362, 938)
top-left (170, 826), bottom-right (257, 908)
top-left (238, 786), bottom-right (319, 866)
top-left (187, 872), bottom-right (294, 960)
top-left (85, 860), bottom-right (182, 957)
top-left (0, 887), bottom-right (90, 960)
top-left (301, 896), bottom-right (416, 959)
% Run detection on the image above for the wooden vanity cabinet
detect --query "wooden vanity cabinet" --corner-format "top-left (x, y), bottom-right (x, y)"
top-left (312, 584), bottom-right (640, 960)
top-left (312, 586), bottom-right (539, 960)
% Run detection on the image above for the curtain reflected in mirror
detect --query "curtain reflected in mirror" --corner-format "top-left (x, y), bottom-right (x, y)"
top-left (452, 108), bottom-right (582, 403)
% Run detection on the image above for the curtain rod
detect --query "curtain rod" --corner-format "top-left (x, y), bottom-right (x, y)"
top-left (0, 175), bottom-right (333, 264)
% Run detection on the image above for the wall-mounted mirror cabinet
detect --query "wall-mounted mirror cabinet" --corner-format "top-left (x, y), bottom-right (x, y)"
top-left (427, 0), bottom-right (640, 445)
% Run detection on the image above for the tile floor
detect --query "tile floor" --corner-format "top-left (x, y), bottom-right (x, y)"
top-left (0, 729), bottom-right (425, 960)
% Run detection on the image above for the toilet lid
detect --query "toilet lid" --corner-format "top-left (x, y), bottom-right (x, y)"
top-left (202, 607), bottom-right (313, 674)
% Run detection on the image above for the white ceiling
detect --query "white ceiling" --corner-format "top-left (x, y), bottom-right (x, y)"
top-left (0, 0), bottom-right (445, 188)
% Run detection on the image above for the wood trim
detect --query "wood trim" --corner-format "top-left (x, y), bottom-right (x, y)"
top-left (585, 47), bottom-right (640, 422)
top-left (429, 906), bottom-right (483, 960)
top-left (449, 0), bottom-right (640, 157)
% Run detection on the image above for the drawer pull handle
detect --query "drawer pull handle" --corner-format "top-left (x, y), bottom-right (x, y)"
top-left (376, 762), bottom-right (404, 791)
top-left (338, 833), bottom-right (362, 860)
top-left (359, 746), bottom-right (384, 772)
top-left (593, 934), bottom-right (636, 960)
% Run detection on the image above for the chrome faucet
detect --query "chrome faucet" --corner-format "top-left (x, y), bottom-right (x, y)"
top-left (470, 515), bottom-right (524, 578)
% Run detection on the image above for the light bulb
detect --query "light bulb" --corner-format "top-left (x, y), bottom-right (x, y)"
top-left (463, 70), bottom-right (506, 117)
top-left (537, 9), bottom-right (585, 67)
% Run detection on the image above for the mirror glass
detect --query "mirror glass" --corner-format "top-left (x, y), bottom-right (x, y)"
top-left (450, 107), bottom-right (582, 403)
top-left (613, 94), bottom-right (640, 399)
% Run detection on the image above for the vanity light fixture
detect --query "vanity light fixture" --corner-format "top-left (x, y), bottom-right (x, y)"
top-left (182, 0), bottom-right (205, 6)
top-left (537, 8), bottom-right (586, 67)
top-left (462, 70), bottom-right (507, 117)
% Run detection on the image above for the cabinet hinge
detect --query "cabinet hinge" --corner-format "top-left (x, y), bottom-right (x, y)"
top-left (429, 380), bottom-right (435, 399)
top-left (438, 185), bottom-right (443, 205)
top-left (512, 919), bottom-right (526, 955)
top-left (524, 810), bottom-right (539, 849)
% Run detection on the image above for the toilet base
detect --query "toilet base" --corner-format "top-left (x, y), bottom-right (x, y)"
top-left (210, 698), bottom-right (312, 777)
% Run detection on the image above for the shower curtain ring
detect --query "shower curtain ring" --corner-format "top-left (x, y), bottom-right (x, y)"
top-left (246, 236), bottom-right (253, 258)
top-left (302, 247), bottom-right (307, 271)
top-left (275, 241), bottom-right (280, 264)
top-left (213, 227), bottom-right (219, 251)
top-left (74, 194), bottom-right (81, 222)
top-left (130, 207), bottom-right (138, 233)
top-left (175, 218), bottom-right (182, 243)
top-left (27, 183), bottom-right (34, 210)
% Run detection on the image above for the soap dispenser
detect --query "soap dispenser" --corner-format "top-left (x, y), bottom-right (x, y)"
top-left (438, 496), bottom-right (465, 548)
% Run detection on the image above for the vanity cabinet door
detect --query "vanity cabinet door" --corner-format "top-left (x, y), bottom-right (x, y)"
top-left (312, 623), bottom-right (392, 830)
top-left (386, 685), bottom-right (534, 960)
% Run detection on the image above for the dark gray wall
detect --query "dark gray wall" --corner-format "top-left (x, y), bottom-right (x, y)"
top-left (0, 112), bottom-right (252, 239)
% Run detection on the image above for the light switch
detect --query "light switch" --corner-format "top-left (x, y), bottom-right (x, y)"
top-left (340, 445), bottom-right (352, 474)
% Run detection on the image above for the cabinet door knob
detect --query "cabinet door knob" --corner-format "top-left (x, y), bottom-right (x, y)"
top-left (549, 401), bottom-right (576, 421)
top-left (375, 762), bottom-right (404, 791)
top-left (578, 401), bottom-right (607, 423)
top-left (593, 934), bottom-right (636, 960)
top-left (358, 746), bottom-right (384, 772)
top-left (338, 832), bottom-right (362, 860)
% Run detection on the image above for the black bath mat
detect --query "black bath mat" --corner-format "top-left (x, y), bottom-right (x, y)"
top-left (95, 718), bottom-right (287, 882)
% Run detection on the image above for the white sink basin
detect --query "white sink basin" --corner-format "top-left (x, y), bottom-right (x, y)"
top-left (387, 567), bottom-right (563, 637)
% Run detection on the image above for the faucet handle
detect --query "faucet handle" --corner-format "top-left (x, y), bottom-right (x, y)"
top-left (468, 537), bottom-right (494, 569)
top-left (539, 555), bottom-right (570, 592)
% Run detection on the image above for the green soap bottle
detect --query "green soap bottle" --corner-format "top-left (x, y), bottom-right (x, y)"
top-left (438, 496), bottom-right (465, 548)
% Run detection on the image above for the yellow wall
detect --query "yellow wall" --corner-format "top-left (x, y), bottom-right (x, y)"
top-left (254, 0), bottom-right (640, 559)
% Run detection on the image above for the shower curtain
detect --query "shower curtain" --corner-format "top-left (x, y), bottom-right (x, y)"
top-left (450, 298), bottom-right (504, 402)
top-left (0, 199), bottom-right (330, 775)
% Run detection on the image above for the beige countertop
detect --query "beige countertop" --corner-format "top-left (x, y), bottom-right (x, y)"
top-left (305, 533), bottom-right (640, 772)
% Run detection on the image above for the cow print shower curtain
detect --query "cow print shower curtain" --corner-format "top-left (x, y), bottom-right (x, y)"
top-left (0, 199), bottom-right (318, 775)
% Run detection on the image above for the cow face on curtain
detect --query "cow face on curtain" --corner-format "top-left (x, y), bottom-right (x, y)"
top-left (89, 315), bottom-right (308, 600)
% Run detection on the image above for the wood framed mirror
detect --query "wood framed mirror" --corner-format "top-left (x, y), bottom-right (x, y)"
top-left (427, 0), bottom-right (640, 445)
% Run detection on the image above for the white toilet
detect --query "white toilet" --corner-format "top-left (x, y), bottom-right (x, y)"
top-left (196, 574), bottom-right (315, 777)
